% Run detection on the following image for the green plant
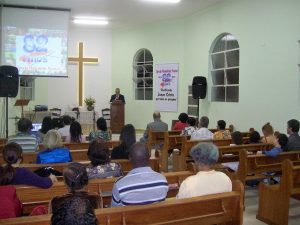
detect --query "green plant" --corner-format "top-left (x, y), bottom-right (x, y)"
top-left (84, 97), bottom-right (96, 107)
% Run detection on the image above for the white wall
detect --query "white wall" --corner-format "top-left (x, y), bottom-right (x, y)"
top-left (47, 27), bottom-right (112, 113)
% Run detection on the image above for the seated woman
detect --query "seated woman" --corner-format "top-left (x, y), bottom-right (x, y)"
top-left (65, 121), bottom-right (85, 143)
top-left (38, 116), bottom-right (53, 143)
top-left (173, 113), bottom-right (189, 131)
top-left (230, 131), bottom-right (243, 146)
top-left (177, 143), bottom-right (232, 198)
top-left (86, 140), bottom-right (123, 179)
top-left (49, 162), bottom-right (101, 213)
top-left (263, 133), bottom-right (288, 157)
top-left (37, 130), bottom-right (72, 164)
top-left (246, 130), bottom-right (261, 144)
top-left (111, 124), bottom-right (136, 159)
top-left (88, 117), bottom-right (111, 141)
top-left (213, 120), bottom-right (231, 139)
top-left (1, 142), bottom-right (56, 189)
top-left (261, 122), bottom-right (276, 145)
top-left (182, 117), bottom-right (197, 136)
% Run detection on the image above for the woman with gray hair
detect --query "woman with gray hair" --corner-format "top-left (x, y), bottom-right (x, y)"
top-left (177, 143), bottom-right (232, 199)
top-left (36, 130), bottom-right (72, 164)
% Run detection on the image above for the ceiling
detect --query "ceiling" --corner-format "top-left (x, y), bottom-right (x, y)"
top-left (0, 0), bottom-right (224, 29)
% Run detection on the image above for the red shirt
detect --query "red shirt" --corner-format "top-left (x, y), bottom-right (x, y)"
top-left (172, 121), bottom-right (188, 131)
top-left (0, 185), bottom-right (22, 219)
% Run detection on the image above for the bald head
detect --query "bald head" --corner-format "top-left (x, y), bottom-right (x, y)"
top-left (129, 142), bottom-right (150, 168)
top-left (115, 88), bottom-right (120, 95)
top-left (153, 111), bottom-right (161, 120)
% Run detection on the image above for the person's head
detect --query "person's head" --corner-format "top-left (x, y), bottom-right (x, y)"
top-left (287, 119), bottom-right (300, 135)
top-left (262, 122), bottom-right (274, 136)
top-left (87, 140), bottom-right (109, 167)
top-left (63, 162), bottom-right (88, 192)
top-left (231, 131), bottom-right (243, 145)
top-left (40, 116), bottom-right (53, 134)
top-left (178, 113), bottom-right (189, 123)
top-left (17, 118), bottom-right (32, 133)
top-left (277, 133), bottom-right (288, 149)
top-left (187, 117), bottom-right (196, 127)
top-left (190, 143), bottom-right (219, 170)
top-left (62, 115), bottom-right (72, 126)
top-left (199, 116), bottom-right (209, 128)
top-left (217, 120), bottom-right (226, 130)
top-left (129, 142), bottom-right (150, 168)
top-left (43, 129), bottom-right (63, 149)
top-left (120, 124), bottom-right (136, 149)
top-left (153, 111), bottom-right (161, 120)
top-left (115, 88), bottom-right (120, 95)
top-left (0, 143), bottom-right (23, 185)
top-left (249, 131), bottom-right (261, 143)
top-left (249, 128), bottom-right (255, 133)
top-left (274, 131), bottom-right (280, 138)
top-left (70, 121), bottom-right (82, 143)
top-left (51, 197), bottom-right (97, 225)
top-left (96, 117), bottom-right (107, 131)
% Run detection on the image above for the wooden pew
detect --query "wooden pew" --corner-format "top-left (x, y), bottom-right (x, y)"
top-left (15, 170), bottom-right (192, 214)
top-left (19, 158), bottom-right (160, 175)
top-left (38, 140), bottom-right (120, 150)
top-left (257, 159), bottom-right (300, 225)
top-left (225, 150), bottom-right (300, 185)
top-left (147, 130), bottom-right (181, 152)
top-left (2, 180), bottom-right (244, 225)
top-left (0, 141), bottom-right (121, 164)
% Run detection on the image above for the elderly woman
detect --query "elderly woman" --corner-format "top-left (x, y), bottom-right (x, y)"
top-left (177, 143), bottom-right (232, 198)
top-left (86, 140), bottom-right (123, 179)
top-left (49, 162), bottom-right (101, 213)
top-left (213, 120), bottom-right (231, 139)
top-left (37, 130), bottom-right (72, 164)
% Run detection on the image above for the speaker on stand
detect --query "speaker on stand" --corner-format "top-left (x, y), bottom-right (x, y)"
top-left (192, 76), bottom-right (207, 119)
top-left (0, 65), bottom-right (19, 138)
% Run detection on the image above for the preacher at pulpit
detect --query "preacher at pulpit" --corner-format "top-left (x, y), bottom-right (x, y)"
top-left (110, 88), bottom-right (125, 103)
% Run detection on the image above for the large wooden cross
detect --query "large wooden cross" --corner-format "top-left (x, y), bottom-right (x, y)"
top-left (68, 42), bottom-right (99, 106)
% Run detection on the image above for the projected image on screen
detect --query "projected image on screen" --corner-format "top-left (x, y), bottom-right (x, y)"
top-left (3, 26), bottom-right (68, 76)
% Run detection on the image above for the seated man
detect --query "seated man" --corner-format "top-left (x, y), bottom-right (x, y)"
top-left (191, 116), bottom-right (213, 140)
top-left (7, 118), bottom-right (38, 152)
top-left (140, 111), bottom-right (168, 142)
top-left (286, 119), bottom-right (300, 151)
top-left (111, 143), bottom-right (168, 207)
top-left (177, 143), bottom-right (232, 198)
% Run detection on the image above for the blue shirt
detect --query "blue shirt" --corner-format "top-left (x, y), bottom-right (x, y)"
top-left (36, 147), bottom-right (72, 164)
top-left (111, 166), bottom-right (168, 207)
top-left (263, 147), bottom-right (283, 157)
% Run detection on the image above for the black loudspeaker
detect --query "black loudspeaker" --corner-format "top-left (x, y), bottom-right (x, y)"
top-left (192, 76), bottom-right (207, 99)
top-left (0, 66), bottom-right (19, 97)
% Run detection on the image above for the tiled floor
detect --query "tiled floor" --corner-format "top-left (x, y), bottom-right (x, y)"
top-left (242, 186), bottom-right (300, 225)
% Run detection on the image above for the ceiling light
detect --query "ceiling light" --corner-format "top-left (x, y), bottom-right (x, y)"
top-left (141, 0), bottom-right (181, 3)
top-left (73, 18), bottom-right (108, 25)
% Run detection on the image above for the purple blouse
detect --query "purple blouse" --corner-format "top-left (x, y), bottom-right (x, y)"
top-left (13, 168), bottom-right (52, 189)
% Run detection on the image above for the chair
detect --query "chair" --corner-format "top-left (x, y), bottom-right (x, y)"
top-left (49, 108), bottom-right (62, 118)
top-left (101, 108), bottom-right (110, 127)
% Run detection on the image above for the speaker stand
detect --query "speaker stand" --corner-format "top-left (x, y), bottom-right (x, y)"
top-left (5, 96), bottom-right (9, 139)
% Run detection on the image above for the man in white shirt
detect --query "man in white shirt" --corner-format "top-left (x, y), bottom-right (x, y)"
top-left (191, 116), bottom-right (213, 140)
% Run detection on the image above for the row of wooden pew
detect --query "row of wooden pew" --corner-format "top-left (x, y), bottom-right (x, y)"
top-left (0, 179), bottom-right (244, 225)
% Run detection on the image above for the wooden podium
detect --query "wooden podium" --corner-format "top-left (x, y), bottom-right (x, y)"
top-left (110, 101), bottom-right (125, 133)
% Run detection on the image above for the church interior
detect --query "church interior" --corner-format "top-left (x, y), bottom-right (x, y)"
top-left (0, 0), bottom-right (300, 224)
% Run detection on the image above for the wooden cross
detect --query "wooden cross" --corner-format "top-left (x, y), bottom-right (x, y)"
top-left (68, 42), bottom-right (99, 106)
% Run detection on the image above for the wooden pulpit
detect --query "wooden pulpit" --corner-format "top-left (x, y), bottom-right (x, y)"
top-left (110, 100), bottom-right (125, 133)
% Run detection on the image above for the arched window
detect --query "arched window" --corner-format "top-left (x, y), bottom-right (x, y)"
top-left (210, 33), bottom-right (239, 102)
top-left (133, 49), bottom-right (153, 100)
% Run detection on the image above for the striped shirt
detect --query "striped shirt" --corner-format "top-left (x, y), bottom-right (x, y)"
top-left (8, 132), bottom-right (38, 152)
top-left (111, 167), bottom-right (168, 207)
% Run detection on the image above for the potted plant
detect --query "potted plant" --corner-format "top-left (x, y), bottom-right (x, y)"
top-left (84, 97), bottom-right (96, 111)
